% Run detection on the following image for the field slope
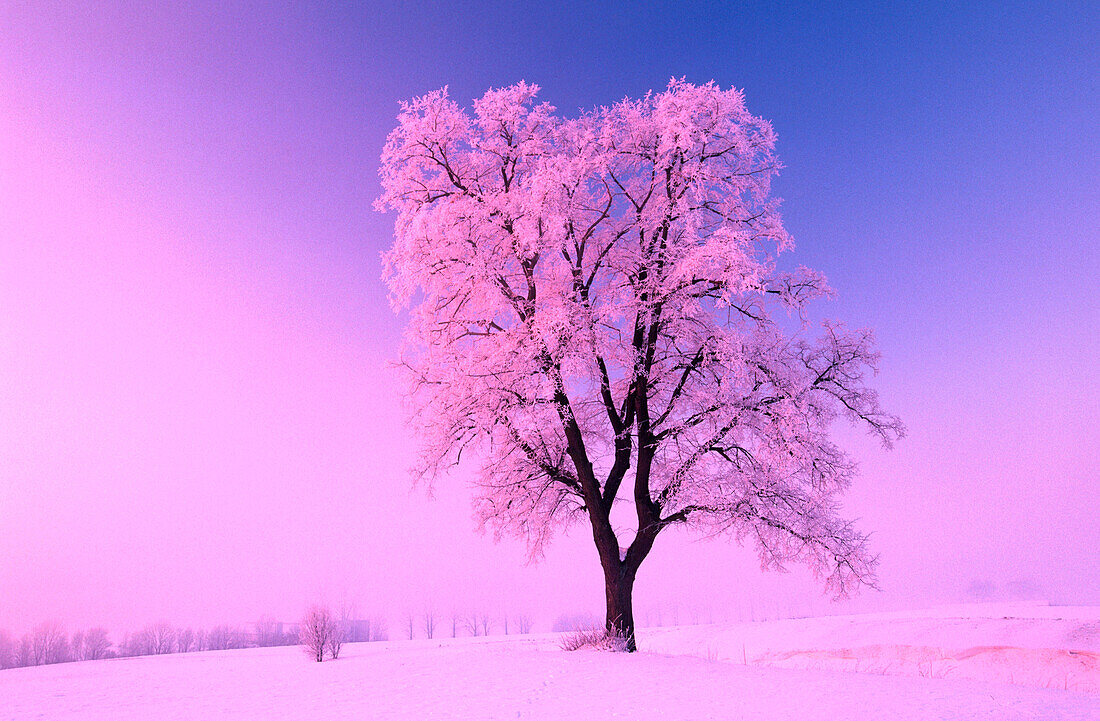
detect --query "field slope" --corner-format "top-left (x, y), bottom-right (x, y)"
top-left (3, 605), bottom-right (1097, 720)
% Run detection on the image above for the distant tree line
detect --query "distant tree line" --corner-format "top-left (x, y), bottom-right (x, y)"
top-left (1, 597), bottom-right (804, 669)
top-left (402, 610), bottom-right (533, 641)
top-left (0, 617), bottom-right (306, 670)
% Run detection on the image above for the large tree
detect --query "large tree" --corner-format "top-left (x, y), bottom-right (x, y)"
top-left (377, 80), bottom-right (903, 650)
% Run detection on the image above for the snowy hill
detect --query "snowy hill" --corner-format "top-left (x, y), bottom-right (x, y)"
top-left (2, 604), bottom-right (1096, 720)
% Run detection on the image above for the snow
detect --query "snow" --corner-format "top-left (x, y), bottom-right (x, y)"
top-left (3, 604), bottom-right (1096, 720)
top-left (644, 602), bottom-right (1100, 693)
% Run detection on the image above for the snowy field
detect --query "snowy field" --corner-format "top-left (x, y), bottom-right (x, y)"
top-left (2, 604), bottom-right (1096, 720)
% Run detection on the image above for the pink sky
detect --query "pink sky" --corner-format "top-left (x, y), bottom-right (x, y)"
top-left (1, 4), bottom-right (1097, 637)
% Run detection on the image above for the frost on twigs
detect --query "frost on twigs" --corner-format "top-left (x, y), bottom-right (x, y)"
top-left (377, 78), bottom-right (903, 618)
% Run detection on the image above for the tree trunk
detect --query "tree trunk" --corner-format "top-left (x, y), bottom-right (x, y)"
top-left (603, 563), bottom-right (638, 652)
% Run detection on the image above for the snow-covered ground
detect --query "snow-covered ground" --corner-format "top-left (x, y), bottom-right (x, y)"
top-left (645, 601), bottom-right (1100, 693)
top-left (2, 604), bottom-right (1096, 720)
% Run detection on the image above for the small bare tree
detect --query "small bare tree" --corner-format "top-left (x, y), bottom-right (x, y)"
top-left (464, 612), bottom-right (492, 637)
top-left (122, 628), bottom-right (154, 657)
top-left (83, 628), bottom-right (112, 660)
top-left (300, 605), bottom-right (334, 662)
top-left (0, 629), bottom-right (14, 669)
top-left (203, 627), bottom-right (224, 651)
top-left (516, 615), bottom-right (533, 634)
top-left (15, 635), bottom-right (32, 667)
top-left (326, 606), bottom-right (350, 660)
top-left (422, 610), bottom-right (436, 640)
top-left (31, 622), bottom-right (68, 665)
top-left (255, 616), bottom-right (280, 647)
top-left (176, 627), bottom-right (195, 654)
top-left (204, 625), bottom-right (244, 651)
top-left (150, 622), bottom-right (175, 654)
top-left (406, 614), bottom-right (416, 640)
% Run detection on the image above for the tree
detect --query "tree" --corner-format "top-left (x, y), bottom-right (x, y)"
top-left (82, 628), bottom-right (112, 660)
top-left (377, 80), bottom-right (902, 651)
top-left (299, 605), bottom-right (334, 662)
top-left (69, 630), bottom-right (84, 662)
top-left (254, 616), bottom-right (280, 648)
top-left (15, 635), bottom-right (32, 667)
top-left (422, 610), bottom-right (437, 639)
top-left (149, 622), bottom-right (176, 654)
top-left (121, 628), bottom-right (154, 657)
top-left (0, 629), bottom-right (14, 669)
top-left (326, 606), bottom-right (350, 660)
top-left (204, 625), bottom-right (242, 651)
top-left (477, 612), bottom-right (492, 637)
top-left (176, 627), bottom-right (195, 653)
top-left (463, 611), bottom-right (491, 637)
top-left (30, 622), bottom-right (68, 664)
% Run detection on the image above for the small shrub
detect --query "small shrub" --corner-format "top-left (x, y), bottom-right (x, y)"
top-left (300, 606), bottom-right (335, 662)
top-left (559, 627), bottom-right (629, 653)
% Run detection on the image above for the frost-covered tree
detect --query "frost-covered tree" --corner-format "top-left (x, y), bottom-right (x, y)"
top-left (300, 607), bottom-right (330, 662)
top-left (298, 605), bottom-right (350, 661)
top-left (377, 79), bottom-right (903, 650)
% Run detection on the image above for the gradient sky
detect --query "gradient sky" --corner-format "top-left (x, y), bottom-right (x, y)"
top-left (1, 1), bottom-right (1097, 636)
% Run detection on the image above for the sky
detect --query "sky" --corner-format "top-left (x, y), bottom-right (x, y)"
top-left (1, 1), bottom-right (1097, 636)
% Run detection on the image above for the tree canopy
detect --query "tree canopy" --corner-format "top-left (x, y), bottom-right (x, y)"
top-left (377, 79), bottom-right (903, 645)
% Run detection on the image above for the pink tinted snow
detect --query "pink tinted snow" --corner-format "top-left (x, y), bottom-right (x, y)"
top-left (644, 603), bottom-right (1100, 693)
top-left (2, 605), bottom-right (1096, 721)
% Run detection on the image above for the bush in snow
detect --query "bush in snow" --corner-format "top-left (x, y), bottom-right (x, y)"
top-left (300, 605), bottom-right (350, 662)
top-left (300, 606), bottom-right (335, 662)
top-left (326, 607), bottom-right (350, 660)
top-left (560, 626), bottom-right (630, 653)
